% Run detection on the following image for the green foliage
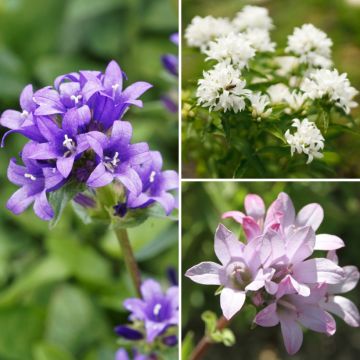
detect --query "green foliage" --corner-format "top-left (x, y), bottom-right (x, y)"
top-left (201, 311), bottom-right (235, 346)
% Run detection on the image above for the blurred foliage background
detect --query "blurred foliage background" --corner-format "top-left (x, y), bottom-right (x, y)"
top-left (182, 0), bottom-right (360, 178)
top-left (0, 0), bottom-right (178, 359)
top-left (182, 182), bottom-right (360, 359)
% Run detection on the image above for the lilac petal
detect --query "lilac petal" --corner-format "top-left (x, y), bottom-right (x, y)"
top-left (7, 159), bottom-right (27, 186)
top-left (33, 88), bottom-right (65, 115)
top-left (185, 261), bottom-right (222, 285)
top-left (36, 117), bottom-right (62, 142)
top-left (221, 211), bottom-right (245, 224)
top-left (86, 163), bottom-right (113, 188)
top-left (123, 143), bottom-right (150, 165)
top-left (255, 303), bottom-right (279, 327)
top-left (327, 250), bottom-right (339, 264)
top-left (265, 192), bottom-right (295, 229)
top-left (62, 108), bottom-right (80, 136)
top-left (244, 194), bottom-right (265, 221)
top-left (152, 193), bottom-right (176, 215)
top-left (56, 155), bottom-right (75, 178)
top-left (43, 167), bottom-right (64, 190)
top-left (20, 84), bottom-right (35, 112)
top-left (170, 33), bottom-right (179, 45)
top-left (145, 321), bottom-right (167, 342)
top-left (115, 166), bottom-right (142, 195)
top-left (82, 78), bottom-right (103, 101)
top-left (214, 224), bottom-right (244, 265)
top-left (0, 110), bottom-right (23, 130)
top-left (296, 203), bottom-right (324, 231)
top-left (121, 81), bottom-right (153, 102)
top-left (6, 187), bottom-right (35, 215)
top-left (286, 226), bottom-right (315, 264)
top-left (86, 131), bottom-right (107, 157)
top-left (328, 265), bottom-right (359, 294)
top-left (33, 190), bottom-right (54, 220)
top-left (140, 279), bottom-right (163, 301)
top-left (123, 298), bottom-right (146, 320)
top-left (265, 281), bottom-right (278, 295)
top-left (166, 286), bottom-right (179, 309)
top-left (314, 234), bottom-right (345, 251)
top-left (127, 192), bottom-right (150, 209)
top-left (293, 258), bottom-right (345, 285)
top-left (260, 230), bottom-right (286, 267)
top-left (27, 143), bottom-right (59, 160)
top-left (245, 268), bottom-right (274, 292)
top-left (278, 312), bottom-right (303, 355)
top-left (242, 216), bottom-right (261, 242)
top-left (115, 349), bottom-right (130, 360)
top-left (321, 296), bottom-right (360, 327)
top-left (75, 134), bottom-right (90, 154)
top-left (104, 60), bottom-right (123, 91)
top-left (150, 151), bottom-right (163, 172)
top-left (277, 275), bottom-right (310, 298)
top-left (161, 54), bottom-right (178, 76)
top-left (111, 120), bottom-right (132, 146)
top-left (54, 72), bottom-right (80, 90)
top-left (298, 306), bottom-right (336, 335)
top-left (159, 171), bottom-right (178, 191)
top-left (76, 105), bottom-right (91, 127)
top-left (220, 287), bottom-right (246, 320)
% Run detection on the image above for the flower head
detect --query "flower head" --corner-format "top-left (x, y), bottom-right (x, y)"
top-left (285, 118), bottom-right (324, 164)
top-left (247, 92), bottom-right (272, 120)
top-left (233, 6), bottom-right (274, 31)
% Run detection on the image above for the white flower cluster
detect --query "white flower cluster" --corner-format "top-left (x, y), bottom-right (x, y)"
top-left (286, 24), bottom-right (333, 68)
top-left (186, 5), bottom-right (359, 164)
top-left (285, 118), bottom-right (325, 164)
top-left (301, 69), bottom-right (358, 114)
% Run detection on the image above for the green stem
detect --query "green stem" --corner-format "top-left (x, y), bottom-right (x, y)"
top-left (115, 228), bottom-right (142, 297)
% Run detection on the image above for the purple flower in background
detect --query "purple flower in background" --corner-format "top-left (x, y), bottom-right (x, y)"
top-left (115, 349), bottom-right (152, 360)
top-left (6, 144), bottom-right (64, 220)
top-left (0, 60), bottom-right (178, 221)
top-left (186, 192), bottom-right (359, 354)
top-left (124, 279), bottom-right (178, 342)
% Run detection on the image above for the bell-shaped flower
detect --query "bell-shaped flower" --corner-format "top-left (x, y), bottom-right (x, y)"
top-left (185, 224), bottom-right (275, 320)
top-left (86, 120), bottom-right (150, 194)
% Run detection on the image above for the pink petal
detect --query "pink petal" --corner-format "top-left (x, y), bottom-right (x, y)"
top-left (265, 192), bottom-right (295, 229)
top-left (321, 295), bottom-right (360, 327)
top-left (296, 203), bottom-right (324, 231)
top-left (244, 194), bottom-right (265, 221)
top-left (314, 234), bottom-right (345, 251)
top-left (245, 268), bottom-right (275, 292)
top-left (220, 287), bottom-right (246, 320)
top-left (255, 303), bottom-right (279, 327)
top-left (277, 275), bottom-right (310, 298)
top-left (214, 224), bottom-right (243, 265)
top-left (221, 210), bottom-right (245, 224)
top-left (298, 306), bottom-right (336, 335)
top-left (293, 258), bottom-right (345, 285)
top-left (286, 226), bottom-right (315, 264)
top-left (279, 313), bottom-right (303, 355)
top-left (185, 262), bottom-right (222, 285)
top-left (328, 265), bottom-right (359, 294)
top-left (242, 216), bottom-right (261, 242)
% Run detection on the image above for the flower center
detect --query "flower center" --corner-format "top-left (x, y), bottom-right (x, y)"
top-left (63, 134), bottom-right (76, 156)
top-left (70, 94), bottom-right (82, 104)
top-left (104, 152), bottom-right (120, 173)
top-left (149, 170), bottom-right (156, 183)
top-left (24, 173), bottom-right (36, 181)
top-left (227, 261), bottom-right (252, 290)
top-left (21, 110), bottom-right (29, 118)
top-left (112, 83), bottom-right (120, 91)
top-left (153, 303), bottom-right (162, 317)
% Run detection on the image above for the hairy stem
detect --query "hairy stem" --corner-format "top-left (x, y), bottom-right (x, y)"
top-left (189, 316), bottom-right (230, 360)
top-left (115, 228), bottom-right (142, 297)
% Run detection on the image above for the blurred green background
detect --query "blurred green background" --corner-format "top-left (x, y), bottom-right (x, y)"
top-left (182, 0), bottom-right (360, 178)
top-left (182, 182), bottom-right (360, 359)
top-left (0, 0), bottom-right (178, 359)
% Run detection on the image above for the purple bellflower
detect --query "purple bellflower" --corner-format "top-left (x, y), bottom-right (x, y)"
top-left (124, 279), bottom-right (179, 342)
top-left (186, 192), bottom-right (359, 354)
top-left (0, 60), bottom-right (178, 221)
top-left (115, 349), bottom-right (153, 360)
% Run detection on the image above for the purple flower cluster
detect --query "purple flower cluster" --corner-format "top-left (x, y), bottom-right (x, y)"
top-left (186, 192), bottom-right (359, 355)
top-left (0, 61), bottom-right (178, 221)
top-left (114, 279), bottom-right (178, 359)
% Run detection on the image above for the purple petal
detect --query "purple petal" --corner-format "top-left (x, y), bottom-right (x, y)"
top-left (244, 194), bottom-right (265, 221)
top-left (82, 78), bottom-right (103, 101)
top-left (86, 131), bottom-right (107, 157)
top-left (43, 167), bottom-right (64, 190)
top-left (321, 295), bottom-right (360, 327)
top-left (296, 203), bottom-right (324, 231)
top-left (6, 187), bottom-right (35, 215)
top-left (214, 224), bottom-right (244, 265)
top-left (152, 193), bottom-right (176, 215)
top-left (114, 325), bottom-right (143, 340)
top-left (279, 313), bottom-right (303, 355)
top-left (111, 120), bottom-right (132, 146)
top-left (286, 226), bottom-right (315, 264)
top-left (298, 305), bottom-right (336, 335)
top-left (123, 298), bottom-right (146, 320)
top-left (293, 258), bottom-right (345, 285)
top-left (159, 170), bottom-right (178, 191)
top-left (7, 159), bottom-right (27, 186)
top-left (33, 87), bottom-right (65, 115)
top-left (104, 60), bottom-right (123, 91)
top-left (62, 108), bottom-right (80, 136)
top-left (314, 234), bottom-right (345, 251)
top-left (115, 349), bottom-right (130, 360)
top-left (255, 303), bottom-right (279, 327)
top-left (265, 192), bottom-right (295, 229)
top-left (33, 190), bottom-right (54, 220)
top-left (328, 265), bottom-right (359, 294)
top-left (221, 211), bottom-right (245, 224)
top-left (277, 275), bottom-right (310, 298)
top-left (86, 163), bottom-right (113, 188)
top-left (56, 156), bottom-right (75, 178)
top-left (242, 216), bottom-right (261, 242)
top-left (121, 81), bottom-right (153, 102)
top-left (115, 166), bottom-right (142, 195)
top-left (27, 142), bottom-right (59, 160)
top-left (150, 151), bottom-right (163, 172)
top-left (0, 110), bottom-right (23, 130)
top-left (161, 54), bottom-right (178, 76)
top-left (20, 84), bottom-right (35, 112)
top-left (35, 117), bottom-right (62, 142)
top-left (140, 279), bottom-right (163, 301)
top-left (185, 261), bottom-right (222, 285)
top-left (220, 287), bottom-right (246, 320)
top-left (170, 33), bottom-right (179, 45)
top-left (123, 143), bottom-right (150, 165)
top-left (245, 268), bottom-right (274, 292)
top-left (145, 321), bottom-right (167, 342)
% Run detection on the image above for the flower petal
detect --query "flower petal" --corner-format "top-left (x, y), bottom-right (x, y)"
top-left (244, 194), bottom-right (265, 221)
top-left (296, 203), bottom-right (324, 231)
top-left (255, 303), bottom-right (279, 327)
top-left (7, 158), bottom-right (27, 186)
top-left (277, 275), bottom-right (310, 298)
top-left (111, 120), bottom-right (133, 146)
top-left (185, 261), bottom-right (222, 285)
top-left (242, 216), bottom-right (261, 242)
top-left (56, 155), bottom-right (75, 178)
top-left (6, 187), bottom-right (35, 215)
top-left (314, 234), bottom-right (345, 251)
top-left (220, 287), bottom-right (246, 320)
top-left (328, 265), bottom-right (360, 294)
top-left (298, 305), bottom-right (336, 335)
top-left (286, 226), bottom-right (315, 264)
top-left (0, 110), bottom-right (23, 130)
top-left (221, 211), bottom-right (245, 224)
top-left (86, 163), bottom-right (113, 188)
top-left (115, 166), bottom-right (142, 195)
top-left (33, 190), bottom-right (54, 220)
top-left (279, 312), bottom-right (303, 355)
top-left (20, 84), bottom-right (35, 112)
top-left (140, 279), bottom-right (163, 301)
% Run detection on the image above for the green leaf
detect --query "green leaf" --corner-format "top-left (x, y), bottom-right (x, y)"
top-left (201, 310), bottom-right (217, 334)
top-left (33, 342), bottom-right (75, 360)
top-left (181, 332), bottom-right (194, 360)
top-left (220, 328), bottom-right (236, 347)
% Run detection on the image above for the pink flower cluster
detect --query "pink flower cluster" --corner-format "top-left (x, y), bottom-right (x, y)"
top-left (185, 192), bottom-right (359, 355)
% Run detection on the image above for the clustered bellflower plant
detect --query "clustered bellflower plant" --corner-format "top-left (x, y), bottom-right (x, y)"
top-left (0, 60), bottom-right (179, 360)
top-left (186, 192), bottom-right (359, 355)
top-left (182, 5), bottom-right (359, 177)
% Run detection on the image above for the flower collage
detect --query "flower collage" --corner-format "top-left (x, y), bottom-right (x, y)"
top-left (0, 0), bottom-right (359, 359)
